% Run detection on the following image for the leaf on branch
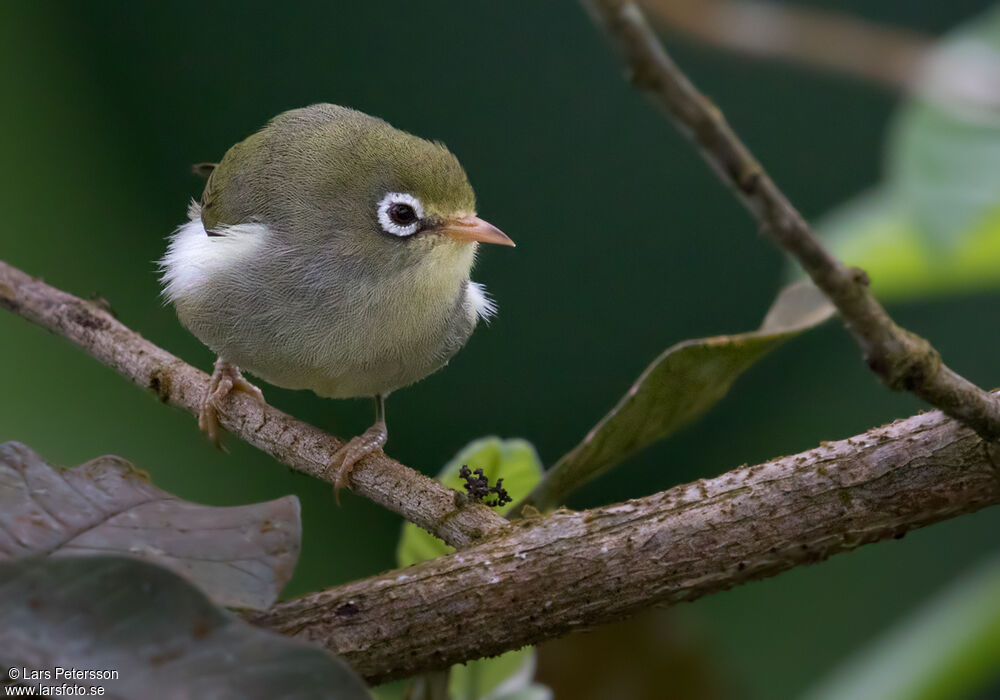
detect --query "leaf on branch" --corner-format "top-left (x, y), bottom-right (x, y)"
top-left (395, 437), bottom-right (548, 700)
top-left (449, 646), bottom-right (551, 700)
top-left (0, 556), bottom-right (370, 700)
top-left (397, 437), bottom-right (543, 566)
top-left (520, 281), bottom-right (835, 511)
top-left (0, 441), bottom-right (300, 611)
top-left (816, 6), bottom-right (1000, 301)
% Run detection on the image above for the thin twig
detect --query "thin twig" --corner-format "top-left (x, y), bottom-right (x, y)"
top-left (0, 260), bottom-right (509, 549)
top-left (583, 0), bottom-right (1000, 442)
top-left (252, 406), bottom-right (1000, 683)
top-left (643, 0), bottom-right (930, 91)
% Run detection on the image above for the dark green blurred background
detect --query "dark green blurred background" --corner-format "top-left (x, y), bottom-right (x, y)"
top-left (2, 2), bottom-right (999, 698)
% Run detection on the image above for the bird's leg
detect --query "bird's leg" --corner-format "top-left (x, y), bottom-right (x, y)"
top-left (328, 393), bottom-right (388, 501)
top-left (198, 357), bottom-right (266, 446)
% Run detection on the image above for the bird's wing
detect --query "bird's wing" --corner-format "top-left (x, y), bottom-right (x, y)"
top-left (199, 133), bottom-right (267, 233)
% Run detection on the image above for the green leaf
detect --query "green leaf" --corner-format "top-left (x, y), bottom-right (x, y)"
top-left (395, 438), bottom-right (547, 700)
top-left (819, 191), bottom-right (1000, 301)
top-left (815, 7), bottom-right (1000, 300)
top-left (890, 9), bottom-right (1000, 248)
top-left (450, 647), bottom-right (551, 700)
top-left (396, 437), bottom-right (544, 568)
top-left (519, 282), bottom-right (834, 511)
top-left (804, 555), bottom-right (1000, 700)
top-left (0, 556), bottom-right (370, 699)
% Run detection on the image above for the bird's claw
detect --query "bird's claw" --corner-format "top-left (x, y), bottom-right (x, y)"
top-left (327, 422), bottom-right (387, 503)
top-left (198, 358), bottom-right (265, 447)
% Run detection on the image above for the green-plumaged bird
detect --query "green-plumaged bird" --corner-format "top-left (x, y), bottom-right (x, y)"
top-left (159, 104), bottom-right (514, 494)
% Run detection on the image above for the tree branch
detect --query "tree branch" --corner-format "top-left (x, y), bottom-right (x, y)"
top-left (0, 259), bottom-right (509, 549)
top-left (252, 406), bottom-right (1000, 683)
top-left (3, 263), bottom-right (999, 685)
top-left (642, 0), bottom-right (930, 91)
top-left (582, 0), bottom-right (1000, 442)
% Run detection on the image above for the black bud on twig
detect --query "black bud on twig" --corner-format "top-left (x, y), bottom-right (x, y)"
top-left (459, 465), bottom-right (512, 508)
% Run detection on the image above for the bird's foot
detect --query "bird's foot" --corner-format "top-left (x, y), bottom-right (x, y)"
top-left (198, 358), bottom-right (265, 446)
top-left (327, 421), bottom-right (387, 503)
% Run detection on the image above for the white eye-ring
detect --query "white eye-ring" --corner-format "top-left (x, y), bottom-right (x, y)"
top-left (377, 192), bottom-right (424, 237)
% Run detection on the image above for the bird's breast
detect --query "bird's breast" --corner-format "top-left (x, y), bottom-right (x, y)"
top-left (172, 232), bottom-right (481, 399)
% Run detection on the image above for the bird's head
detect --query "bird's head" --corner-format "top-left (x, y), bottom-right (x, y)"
top-left (202, 105), bottom-right (513, 281)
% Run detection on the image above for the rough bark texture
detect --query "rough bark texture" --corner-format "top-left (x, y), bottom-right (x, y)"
top-left (253, 408), bottom-right (1000, 683)
top-left (0, 260), bottom-right (509, 549)
top-left (584, 0), bottom-right (1000, 442)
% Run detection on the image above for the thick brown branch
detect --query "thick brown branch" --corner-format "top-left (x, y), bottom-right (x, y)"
top-left (643, 0), bottom-right (930, 91)
top-left (253, 407), bottom-right (1000, 683)
top-left (0, 260), bottom-right (509, 549)
top-left (583, 0), bottom-right (1000, 442)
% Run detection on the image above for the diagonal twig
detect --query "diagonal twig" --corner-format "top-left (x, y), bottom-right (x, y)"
top-left (0, 260), bottom-right (509, 549)
top-left (582, 0), bottom-right (1000, 442)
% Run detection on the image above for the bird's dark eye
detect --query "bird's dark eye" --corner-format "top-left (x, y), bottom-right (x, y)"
top-left (377, 192), bottom-right (424, 237)
top-left (388, 203), bottom-right (418, 226)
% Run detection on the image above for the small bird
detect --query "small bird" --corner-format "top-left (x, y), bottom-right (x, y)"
top-left (160, 104), bottom-right (513, 494)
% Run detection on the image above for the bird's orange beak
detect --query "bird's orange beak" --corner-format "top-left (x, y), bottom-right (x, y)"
top-left (440, 216), bottom-right (515, 247)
